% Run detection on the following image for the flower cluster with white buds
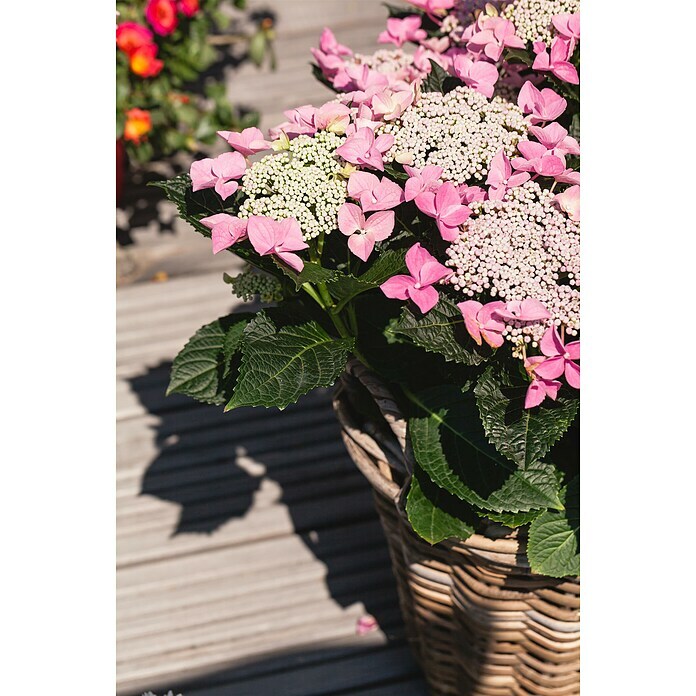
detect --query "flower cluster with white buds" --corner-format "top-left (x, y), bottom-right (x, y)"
top-left (224, 268), bottom-right (284, 303)
top-left (349, 49), bottom-right (417, 80)
top-left (239, 131), bottom-right (347, 241)
top-left (501, 0), bottom-right (580, 43)
top-left (382, 86), bottom-right (528, 185)
top-left (445, 181), bottom-right (579, 352)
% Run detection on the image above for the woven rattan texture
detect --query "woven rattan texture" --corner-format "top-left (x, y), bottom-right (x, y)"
top-left (333, 362), bottom-right (580, 696)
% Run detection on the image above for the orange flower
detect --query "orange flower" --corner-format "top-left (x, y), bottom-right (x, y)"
top-left (124, 108), bottom-right (152, 145)
top-left (129, 43), bottom-right (164, 78)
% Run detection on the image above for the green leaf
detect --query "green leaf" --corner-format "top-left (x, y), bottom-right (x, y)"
top-left (528, 477), bottom-right (580, 577)
top-left (327, 249), bottom-right (407, 310)
top-left (168, 314), bottom-right (252, 405)
top-left (421, 60), bottom-right (450, 93)
top-left (483, 509), bottom-right (544, 528)
top-left (226, 321), bottom-right (354, 410)
top-left (406, 469), bottom-right (475, 544)
top-left (242, 312), bottom-right (277, 342)
top-left (383, 2), bottom-right (416, 19)
top-left (505, 47), bottom-right (534, 66)
top-left (408, 385), bottom-right (563, 513)
top-left (389, 296), bottom-right (486, 366)
top-left (150, 174), bottom-right (222, 237)
top-left (273, 260), bottom-right (338, 291)
top-left (475, 366), bottom-right (580, 469)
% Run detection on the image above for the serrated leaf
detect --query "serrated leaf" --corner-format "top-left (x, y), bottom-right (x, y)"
top-left (421, 60), bottom-right (450, 93)
top-left (483, 509), bottom-right (544, 528)
top-left (168, 314), bottom-right (253, 405)
top-left (475, 366), bottom-right (579, 469)
top-left (407, 469), bottom-right (475, 544)
top-left (408, 385), bottom-right (563, 513)
top-left (528, 477), bottom-right (580, 577)
top-left (226, 321), bottom-right (354, 410)
top-left (390, 296), bottom-right (486, 365)
top-left (327, 249), bottom-right (407, 310)
top-left (243, 312), bottom-right (276, 342)
top-left (151, 173), bottom-right (231, 238)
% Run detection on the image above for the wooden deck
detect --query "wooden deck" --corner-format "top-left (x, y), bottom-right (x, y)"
top-left (116, 3), bottom-right (429, 692)
top-left (116, 267), bottom-right (426, 695)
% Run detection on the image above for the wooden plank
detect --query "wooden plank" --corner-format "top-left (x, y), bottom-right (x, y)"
top-left (179, 643), bottom-right (422, 696)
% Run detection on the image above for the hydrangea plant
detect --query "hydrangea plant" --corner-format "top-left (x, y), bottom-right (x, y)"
top-left (156, 0), bottom-right (581, 578)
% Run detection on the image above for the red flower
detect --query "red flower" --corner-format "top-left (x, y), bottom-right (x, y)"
top-left (178, 0), bottom-right (200, 18)
top-left (116, 22), bottom-right (153, 56)
top-left (145, 0), bottom-right (179, 36)
top-left (124, 109), bottom-right (152, 145)
top-left (129, 43), bottom-right (164, 78)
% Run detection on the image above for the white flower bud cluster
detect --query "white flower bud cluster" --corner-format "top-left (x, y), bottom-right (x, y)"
top-left (225, 269), bottom-right (283, 303)
top-left (501, 0), bottom-right (580, 43)
top-left (382, 86), bottom-right (528, 185)
top-left (445, 181), bottom-right (579, 349)
top-left (350, 49), bottom-right (416, 78)
top-left (239, 131), bottom-right (347, 241)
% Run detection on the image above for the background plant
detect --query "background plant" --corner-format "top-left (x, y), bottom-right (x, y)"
top-left (116, 0), bottom-right (276, 164)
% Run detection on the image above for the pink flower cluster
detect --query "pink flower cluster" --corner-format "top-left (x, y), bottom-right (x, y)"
top-left (183, 2), bottom-right (581, 411)
top-left (311, 6), bottom-right (580, 106)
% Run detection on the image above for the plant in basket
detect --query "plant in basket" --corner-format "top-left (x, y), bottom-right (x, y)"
top-left (116, 0), bottom-right (276, 165)
top-left (156, 0), bottom-right (580, 690)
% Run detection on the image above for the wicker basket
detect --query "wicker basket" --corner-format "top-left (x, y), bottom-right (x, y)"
top-left (333, 361), bottom-right (580, 696)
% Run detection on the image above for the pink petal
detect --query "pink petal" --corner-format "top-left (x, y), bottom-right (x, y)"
top-left (552, 61), bottom-right (579, 85)
top-left (348, 233), bottom-right (375, 262)
top-left (480, 327), bottom-right (504, 349)
top-left (275, 218), bottom-right (309, 252)
top-left (437, 221), bottom-right (461, 242)
top-left (214, 179), bottom-right (239, 200)
top-left (566, 341), bottom-right (580, 360)
top-left (414, 191), bottom-right (437, 218)
top-left (525, 381), bottom-right (548, 409)
top-left (565, 360), bottom-right (580, 389)
top-left (457, 300), bottom-right (483, 345)
top-left (534, 355), bottom-right (565, 380)
top-left (508, 171), bottom-right (531, 187)
top-left (540, 326), bottom-right (565, 357)
top-left (211, 151), bottom-right (246, 180)
top-left (417, 259), bottom-right (451, 286)
top-left (275, 251), bottom-right (305, 272)
top-left (247, 216), bottom-right (281, 256)
top-left (363, 210), bottom-right (395, 240)
top-left (190, 158), bottom-right (215, 191)
top-left (408, 284), bottom-right (439, 313)
top-left (380, 274), bottom-right (414, 301)
top-left (479, 301), bottom-right (507, 331)
top-left (347, 171), bottom-right (380, 200)
top-left (338, 202), bottom-right (365, 236)
top-left (404, 242), bottom-right (435, 278)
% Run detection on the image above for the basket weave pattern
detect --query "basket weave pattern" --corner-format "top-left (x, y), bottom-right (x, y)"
top-left (333, 361), bottom-right (580, 696)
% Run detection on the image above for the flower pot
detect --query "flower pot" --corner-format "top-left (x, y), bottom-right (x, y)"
top-left (333, 361), bottom-right (580, 696)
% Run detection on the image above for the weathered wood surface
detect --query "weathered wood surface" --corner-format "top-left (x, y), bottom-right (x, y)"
top-left (117, 269), bottom-right (425, 695)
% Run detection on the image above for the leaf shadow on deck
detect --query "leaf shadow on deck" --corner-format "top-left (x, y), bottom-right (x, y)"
top-left (126, 362), bottom-right (425, 695)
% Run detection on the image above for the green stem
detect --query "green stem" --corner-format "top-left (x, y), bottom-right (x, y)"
top-left (301, 282), bottom-right (325, 309)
